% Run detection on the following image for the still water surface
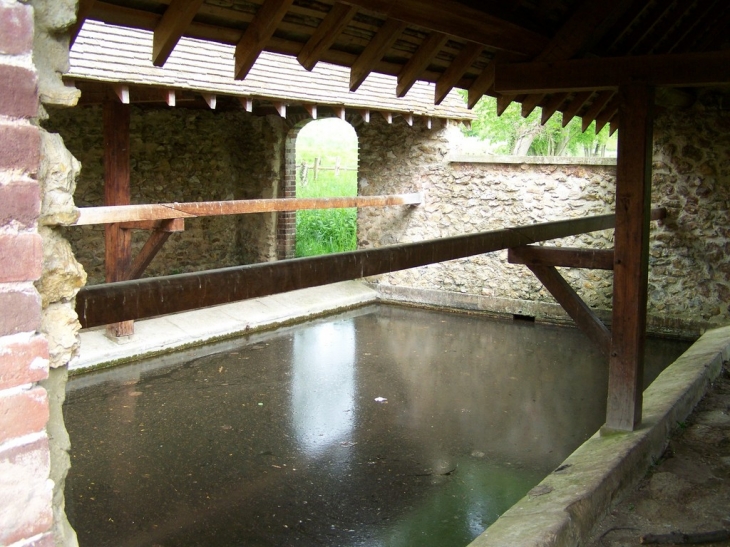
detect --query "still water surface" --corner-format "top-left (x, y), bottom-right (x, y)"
top-left (65, 305), bottom-right (690, 547)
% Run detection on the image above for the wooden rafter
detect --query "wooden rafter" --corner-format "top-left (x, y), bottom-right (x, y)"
top-left (593, 94), bottom-right (621, 134)
top-left (435, 42), bottom-right (483, 105)
top-left (494, 50), bottom-right (730, 94)
top-left (581, 90), bottom-right (614, 132)
top-left (338, 0), bottom-right (549, 56)
top-left (234, 0), bottom-right (294, 80)
top-left (349, 19), bottom-right (406, 91)
top-left (540, 92), bottom-right (568, 125)
top-left (396, 32), bottom-right (449, 97)
top-left (152, 0), bottom-right (204, 66)
top-left (668, 1), bottom-right (724, 53)
top-left (70, 0), bottom-right (96, 45)
top-left (631, 0), bottom-right (695, 56)
top-left (561, 91), bottom-right (592, 127)
top-left (297, 3), bottom-right (358, 71)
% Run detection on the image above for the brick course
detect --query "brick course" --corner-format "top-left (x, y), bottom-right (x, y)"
top-left (0, 288), bottom-right (42, 336)
top-left (0, 435), bottom-right (53, 546)
top-left (0, 65), bottom-right (38, 119)
top-left (0, 4), bottom-right (33, 55)
top-left (0, 180), bottom-right (40, 228)
top-left (0, 123), bottom-right (40, 174)
top-left (0, 233), bottom-right (43, 283)
top-left (0, 335), bottom-right (49, 390)
top-left (0, 386), bottom-right (49, 445)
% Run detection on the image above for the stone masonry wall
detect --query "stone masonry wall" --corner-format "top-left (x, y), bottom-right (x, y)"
top-left (44, 106), bottom-right (283, 285)
top-left (357, 108), bottom-right (730, 336)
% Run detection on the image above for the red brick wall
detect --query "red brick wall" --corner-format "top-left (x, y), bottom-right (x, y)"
top-left (276, 127), bottom-right (300, 259)
top-left (0, 2), bottom-right (53, 545)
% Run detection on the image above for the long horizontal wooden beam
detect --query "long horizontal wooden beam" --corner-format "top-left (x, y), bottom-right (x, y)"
top-left (508, 246), bottom-right (615, 270)
top-left (494, 50), bottom-right (730, 94)
top-left (73, 194), bottom-right (423, 226)
top-left (76, 213), bottom-right (617, 328)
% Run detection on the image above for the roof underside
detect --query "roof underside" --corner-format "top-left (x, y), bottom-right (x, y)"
top-left (74, 0), bottom-right (730, 132)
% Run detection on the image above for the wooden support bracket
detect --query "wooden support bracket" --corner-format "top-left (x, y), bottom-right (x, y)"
top-left (509, 246), bottom-right (614, 270)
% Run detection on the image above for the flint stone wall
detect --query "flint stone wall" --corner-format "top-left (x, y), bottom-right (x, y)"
top-left (44, 106), bottom-right (282, 285)
top-left (357, 104), bottom-right (730, 336)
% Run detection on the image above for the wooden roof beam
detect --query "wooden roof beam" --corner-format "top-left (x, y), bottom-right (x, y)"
top-left (349, 19), bottom-right (406, 91)
top-left (338, 0), bottom-right (549, 56)
top-left (494, 50), bottom-right (730, 94)
top-left (435, 43), bottom-right (483, 105)
top-left (70, 0), bottom-right (96, 45)
top-left (592, 94), bottom-right (620, 134)
top-left (540, 92), bottom-right (568, 125)
top-left (396, 32), bottom-right (449, 97)
top-left (235, 0), bottom-right (294, 80)
top-left (561, 91), bottom-right (592, 127)
top-left (297, 3), bottom-right (358, 71)
top-left (581, 90), bottom-right (615, 132)
top-left (152, 0), bottom-right (204, 67)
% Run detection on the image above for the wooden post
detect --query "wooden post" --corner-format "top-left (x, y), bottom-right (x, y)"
top-left (103, 100), bottom-right (134, 338)
top-left (313, 157), bottom-right (320, 181)
top-left (605, 84), bottom-right (654, 431)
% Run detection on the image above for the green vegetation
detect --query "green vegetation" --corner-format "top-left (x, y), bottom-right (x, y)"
top-left (295, 118), bottom-right (358, 257)
top-left (463, 95), bottom-right (617, 157)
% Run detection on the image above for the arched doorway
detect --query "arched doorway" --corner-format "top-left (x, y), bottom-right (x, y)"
top-left (294, 118), bottom-right (358, 257)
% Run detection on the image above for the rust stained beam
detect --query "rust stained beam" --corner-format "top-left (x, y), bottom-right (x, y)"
top-left (397, 32), bottom-right (449, 97)
top-left (152, 0), bottom-right (204, 66)
top-left (74, 194), bottom-right (424, 225)
top-left (338, 0), bottom-right (548, 56)
top-left (235, 0), bottom-right (294, 80)
top-left (525, 264), bottom-right (611, 356)
top-left (349, 19), bottom-right (406, 91)
top-left (494, 50), bottom-right (730, 94)
top-left (76, 213), bottom-right (618, 328)
top-left (297, 3), bottom-right (358, 71)
top-left (508, 246), bottom-right (615, 270)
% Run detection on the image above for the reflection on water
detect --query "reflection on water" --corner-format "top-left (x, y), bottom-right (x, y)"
top-left (292, 321), bottom-right (356, 457)
top-left (64, 305), bottom-right (691, 547)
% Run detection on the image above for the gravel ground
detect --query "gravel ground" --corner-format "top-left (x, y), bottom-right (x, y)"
top-left (586, 362), bottom-right (730, 547)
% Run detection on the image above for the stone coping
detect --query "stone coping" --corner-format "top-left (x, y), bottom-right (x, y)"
top-left (72, 281), bottom-right (377, 372)
top-left (448, 154), bottom-right (617, 166)
top-left (467, 325), bottom-right (730, 547)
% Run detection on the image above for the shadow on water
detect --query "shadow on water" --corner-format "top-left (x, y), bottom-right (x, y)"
top-left (64, 304), bottom-right (691, 547)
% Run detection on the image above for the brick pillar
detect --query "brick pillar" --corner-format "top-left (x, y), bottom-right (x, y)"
top-left (277, 128), bottom-right (300, 259)
top-left (0, 2), bottom-right (54, 546)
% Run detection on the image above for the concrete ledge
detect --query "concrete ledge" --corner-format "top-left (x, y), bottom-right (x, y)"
top-left (468, 325), bottom-right (730, 547)
top-left (71, 281), bottom-right (377, 372)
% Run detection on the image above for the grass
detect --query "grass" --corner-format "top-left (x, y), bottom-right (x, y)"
top-left (295, 119), bottom-right (358, 257)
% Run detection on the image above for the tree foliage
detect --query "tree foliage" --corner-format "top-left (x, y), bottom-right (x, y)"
top-left (463, 96), bottom-right (615, 156)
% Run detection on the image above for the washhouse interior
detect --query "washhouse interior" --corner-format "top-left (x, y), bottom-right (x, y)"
top-left (64, 305), bottom-right (690, 547)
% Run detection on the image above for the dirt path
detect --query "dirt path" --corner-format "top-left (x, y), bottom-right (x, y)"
top-left (586, 362), bottom-right (730, 547)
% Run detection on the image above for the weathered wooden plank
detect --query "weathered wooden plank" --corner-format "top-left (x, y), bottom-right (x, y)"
top-left (103, 100), bottom-right (134, 337)
top-left (495, 50), bottom-right (730, 94)
top-left (152, 0), bottom-right (204, 66)
top-left (525, 264), bottom-right (611, 356)
top-left (349, 19), bottom-right (406, 91)
top-left (234, 0), bottom-right (295, 80)
top-left (606, 84), bottom-right (655, 432)
top-left (74, 194), bottom-right (423, 225)
top-left (297, 3), bottom-right (358, 71)
top-left (397, 32), bottom-right (449, 98)
top-left (76, 213), bottom-right (617, 328)
top-left (508, 246), bottom-right (615, 270)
